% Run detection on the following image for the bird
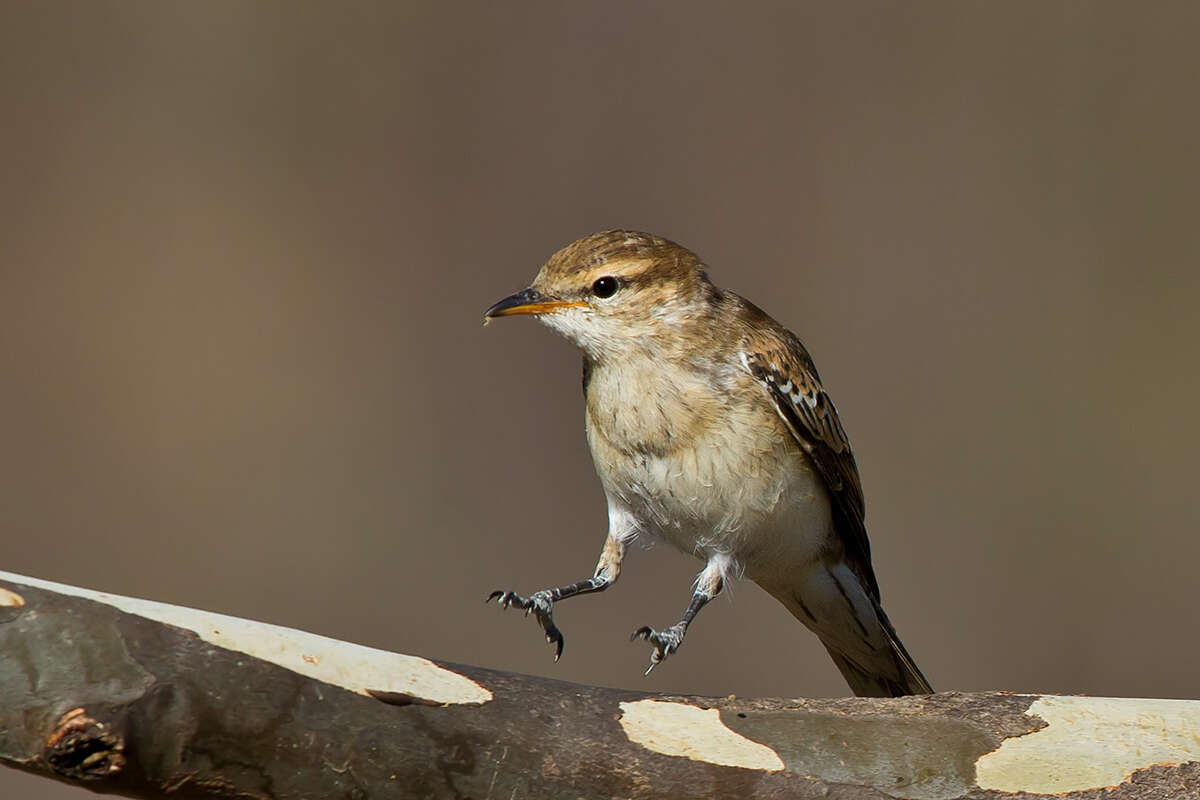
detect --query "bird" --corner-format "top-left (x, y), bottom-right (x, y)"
top-left (484, 230), bottom-right (932, 697)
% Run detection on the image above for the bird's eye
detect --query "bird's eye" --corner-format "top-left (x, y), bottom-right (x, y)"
top-left (591, 276), bottom-right (619, 299)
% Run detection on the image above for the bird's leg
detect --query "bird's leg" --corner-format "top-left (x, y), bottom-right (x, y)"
top-left (488, 535), bottom-right (625, 661)
top-left (632, 559), bottom-right (725, 674)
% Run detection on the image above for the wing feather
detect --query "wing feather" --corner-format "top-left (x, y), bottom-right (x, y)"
top-left (740, 331), bottom-right (879, 600)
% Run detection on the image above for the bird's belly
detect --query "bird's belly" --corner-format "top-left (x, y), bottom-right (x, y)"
top-left (598, 428), bottom-right (834, 572)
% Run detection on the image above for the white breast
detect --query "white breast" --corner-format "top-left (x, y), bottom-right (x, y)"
top-left (584, 359), bottom-right (835, 580)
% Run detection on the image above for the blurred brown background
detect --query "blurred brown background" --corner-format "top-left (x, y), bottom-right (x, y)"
top-left (2, 2), bottom-right (1199, 796)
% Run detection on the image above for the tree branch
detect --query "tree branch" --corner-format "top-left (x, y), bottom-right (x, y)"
top-left (1, 571), bottom-right (1196, 799)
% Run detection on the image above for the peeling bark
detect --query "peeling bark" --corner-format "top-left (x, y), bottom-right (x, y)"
top-left (1, 572), bottom-right (1197, 799)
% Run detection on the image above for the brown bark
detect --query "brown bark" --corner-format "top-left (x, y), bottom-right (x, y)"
top-left (0, 574), bottom-right (1195, 799)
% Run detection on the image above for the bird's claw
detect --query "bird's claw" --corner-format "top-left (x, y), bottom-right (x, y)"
top-left (631, 623), bottom-right (686, 675)
top-left (487, 589), bottom-right (564, 661)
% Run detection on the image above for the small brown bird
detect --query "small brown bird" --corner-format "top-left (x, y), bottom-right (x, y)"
top-left (485, 230), bottom-right (931, 697)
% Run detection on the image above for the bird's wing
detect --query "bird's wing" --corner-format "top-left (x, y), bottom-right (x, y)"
top-left (739, 329), bottom-right (879, 600)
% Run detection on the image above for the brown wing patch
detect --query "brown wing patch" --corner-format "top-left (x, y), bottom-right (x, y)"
top-left (741, 332), bottom-right (879, 600)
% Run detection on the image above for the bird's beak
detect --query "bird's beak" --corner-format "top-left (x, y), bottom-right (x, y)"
top-left (484, 287), bottom-right (587, 320)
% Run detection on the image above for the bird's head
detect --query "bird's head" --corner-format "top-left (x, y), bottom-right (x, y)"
top-left (484, 230), bottom-right (718, 359)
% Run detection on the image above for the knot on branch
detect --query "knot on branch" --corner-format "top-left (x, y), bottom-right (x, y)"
top-left (44, 707), bottom-right (125, 780)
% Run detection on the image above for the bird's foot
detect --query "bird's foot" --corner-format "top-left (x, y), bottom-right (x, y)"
top-left (631, 622), bottom-right (687, 675)
top-left (487, 589), bottom-right (564, 661)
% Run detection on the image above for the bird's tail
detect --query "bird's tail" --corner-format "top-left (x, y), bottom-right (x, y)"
top-left (821, 600), bottom-right (932, 697)
top-left (769, 566), bottom-right (933, 698)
